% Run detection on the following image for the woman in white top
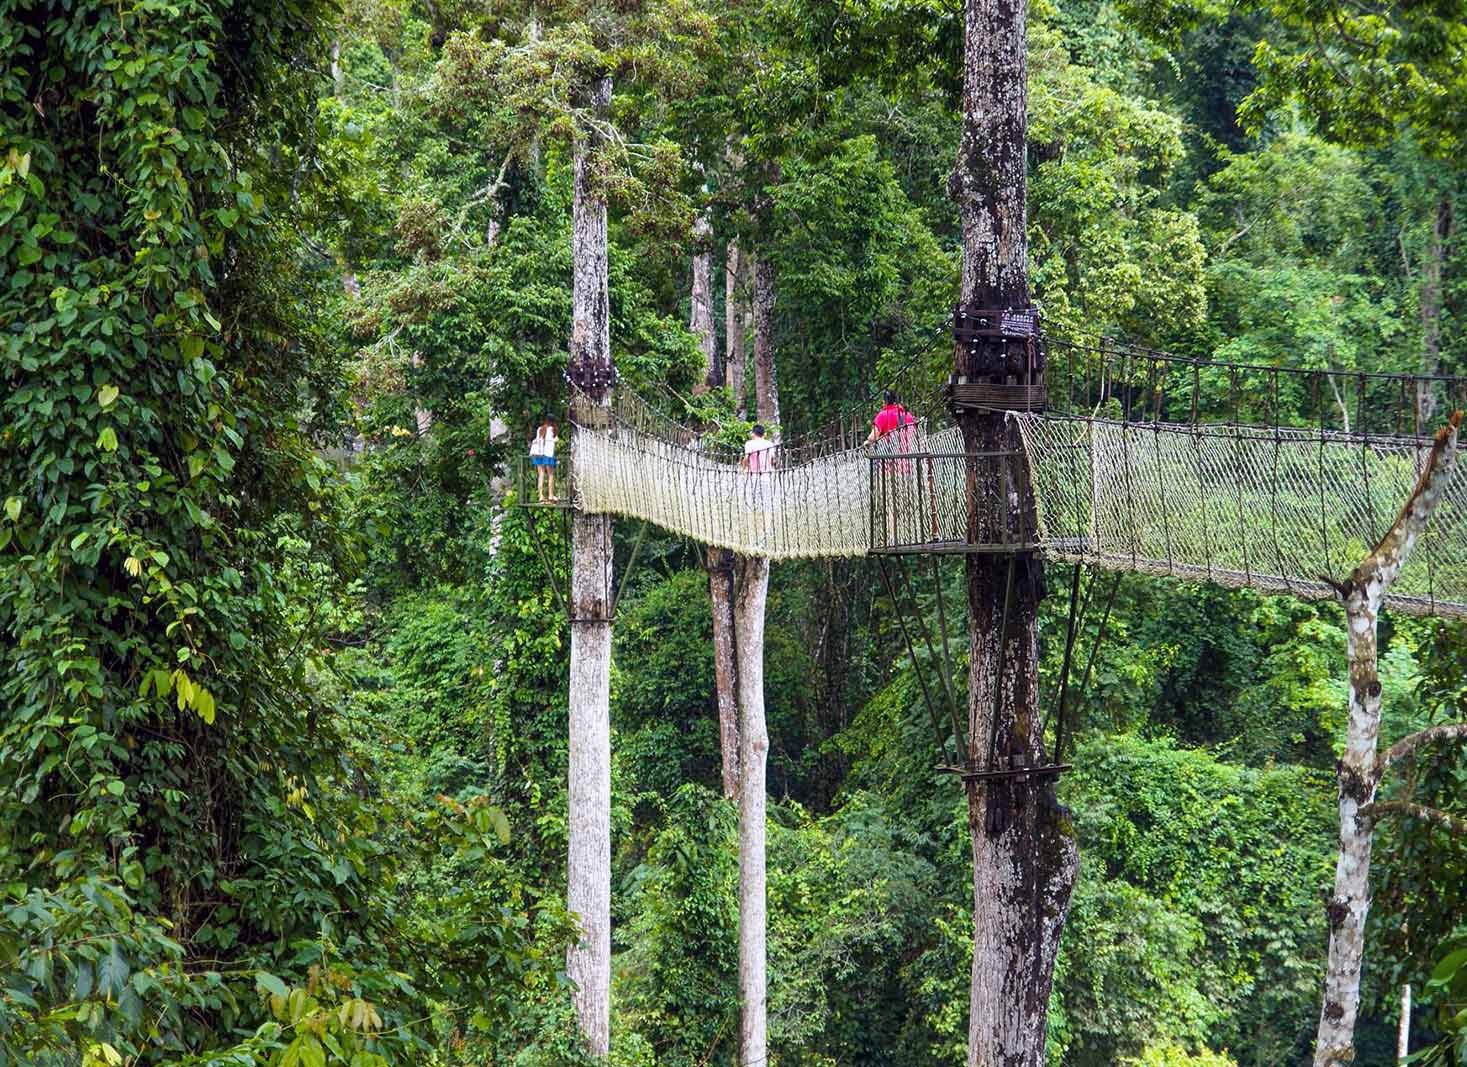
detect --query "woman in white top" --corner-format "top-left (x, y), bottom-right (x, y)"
top-left (530, 417), bottom-right (558, 502)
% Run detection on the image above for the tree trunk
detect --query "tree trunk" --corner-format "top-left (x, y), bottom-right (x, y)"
top-left (693, 220), bottom-right (741, 798)
top-left (751, 251), bottom-right (779, 428)
top-left (566, 74), bottom-right (614, 1060)
top-left (1314, 414), bottom-right (1460, 1067)
top-left (691, 211), bottom-right (719, 391)
top-left (709, 548), bottom-right (740, 797)
top-left (1397, 984), bottom-right (1411, 1065)
top-left (1417, 194), bottom-right (1452, 426)
top-left (732, 234), bottom-right (782, 1062)
top-left (727, 242), bottom-right (747, 414)
top-left (950, 0), bottom-right (1078, 1060)
top-left (733, 554), bottom-right (771, 1067)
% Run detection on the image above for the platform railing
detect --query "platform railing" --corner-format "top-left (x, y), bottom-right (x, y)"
top-left (513, 452), bottom-right (575, 508)
top-left (868, 450), bottom-right (1042, 554)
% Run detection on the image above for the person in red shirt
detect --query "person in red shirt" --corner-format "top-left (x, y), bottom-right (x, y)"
top-left (866, 391), bottom-right (917, 450)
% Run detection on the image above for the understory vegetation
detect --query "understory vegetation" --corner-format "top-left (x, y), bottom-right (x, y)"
top-left (4, 0), bottom-right (1467, 1065)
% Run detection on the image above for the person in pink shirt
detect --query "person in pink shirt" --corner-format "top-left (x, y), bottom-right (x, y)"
top-left (741, 423), bottom-right (777, 472)
top-left (741, 423), bottom-right (777, 542)
top-left (865, 391), bottom-right (917, 449)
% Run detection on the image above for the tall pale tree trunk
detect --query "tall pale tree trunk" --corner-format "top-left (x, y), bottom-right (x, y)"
top-left (1397, 984), bottom-right (1411, 1066)
top-left (731, 247), bottom-right (782, 1063)
top-left (1416, 194), bottom-right (1452, 426)
top-left (733, 554), bottom-right (771, 1067)
top-left (727, 242), bottom-right (748, 415)
top-left (949, 0), bottom-right (1078, 1061)
top-left (566, 74), bottom-right (615, 1059)
top-left (1314, 414), bottom-right (1460, 1067)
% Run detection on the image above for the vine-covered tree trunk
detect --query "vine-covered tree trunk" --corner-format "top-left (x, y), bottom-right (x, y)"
top-left (950, 0), bottom-right (1078, 1060)
top-left (566, 74), bottom-right (614, 1059)
top-left (1315, 414), bottom-right (1460, 1067)
top-left (709, 549), bottom-right (741, 797)
top-left (734, 553), bottom-right (771, 1067)
top-left (727, 242), bottom-right (748, 415)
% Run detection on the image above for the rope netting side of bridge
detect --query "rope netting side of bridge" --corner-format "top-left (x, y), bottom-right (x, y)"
top-left (1015, 415), bottom-right (1467, 617)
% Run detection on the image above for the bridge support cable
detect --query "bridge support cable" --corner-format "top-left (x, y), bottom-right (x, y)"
top-left (875, 556), bottom-right (958, 766)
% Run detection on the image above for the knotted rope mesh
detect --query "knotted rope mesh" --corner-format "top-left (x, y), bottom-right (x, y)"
top-left (1014, 415), bottom-right (1467, 616)
top-left (565, 388), bottom-right (1467, 617)
top-left (571, 388), bottom-right (968, 560)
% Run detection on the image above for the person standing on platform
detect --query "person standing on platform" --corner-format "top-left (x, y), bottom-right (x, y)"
top-left (530, 417), bottom-right (558, 502)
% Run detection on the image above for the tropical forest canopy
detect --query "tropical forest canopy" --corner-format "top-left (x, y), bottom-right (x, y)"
top-left (2, 0), bottom-right (1467, 1065)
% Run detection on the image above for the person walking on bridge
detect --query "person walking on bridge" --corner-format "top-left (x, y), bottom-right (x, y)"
top-left (866, 391), bottom-right (917, 450)
top-left (741, 423), bottom-right (778, 546)
top-left (867, 392), bottom-right (922, 544)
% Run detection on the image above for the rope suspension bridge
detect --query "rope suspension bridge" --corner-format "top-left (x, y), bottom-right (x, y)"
top-left (531, 318), bottom-right (1467, 619)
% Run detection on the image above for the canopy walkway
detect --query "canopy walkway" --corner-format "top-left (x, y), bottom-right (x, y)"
top-left (550, 329), bottom-right (1467, 618)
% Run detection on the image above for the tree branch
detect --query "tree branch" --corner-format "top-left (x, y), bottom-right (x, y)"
top-left (1377, 721), bottom-right (1467, 777)
top-left (1347, 411), bottom-right (1461, 598)
top-left (1360, 800), bottom-right (1467, 836)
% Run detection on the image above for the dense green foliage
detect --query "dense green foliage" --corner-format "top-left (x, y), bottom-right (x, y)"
top-left (0, 4), bottom-right (566, 1065)
top-left (5, 0), bottom-right (1467, 1063)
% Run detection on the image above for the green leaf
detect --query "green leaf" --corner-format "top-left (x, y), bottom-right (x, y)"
top-left (120, 861), bottom-right (144, 889)
top-left (105, 779), bottom-right (125, 797)
top-left (97, 385), bottom-right (119, 409)
top-left (96, 942), bottom-right (129, 998)
top-left (195, 687), bottom-right (216, 724)
top-left (97, 426), bottom-right (118, 452)
top-left (4, 497), bottom-right (19, 522)
top-left (490, 806), bottom-right (511, 845)
top-left (1431, 947), bottom-right (1467, 985)
top-left (299, 1036), bottom-right (326, 1067)
top-left (256, 972), bottom-right (289, 999)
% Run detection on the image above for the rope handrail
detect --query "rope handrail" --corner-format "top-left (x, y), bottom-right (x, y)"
top-left (1043, 324), bottom-right (1467, 387)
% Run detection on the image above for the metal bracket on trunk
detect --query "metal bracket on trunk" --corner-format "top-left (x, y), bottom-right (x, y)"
top-left (948, 303), bottom-right (1045, 413)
